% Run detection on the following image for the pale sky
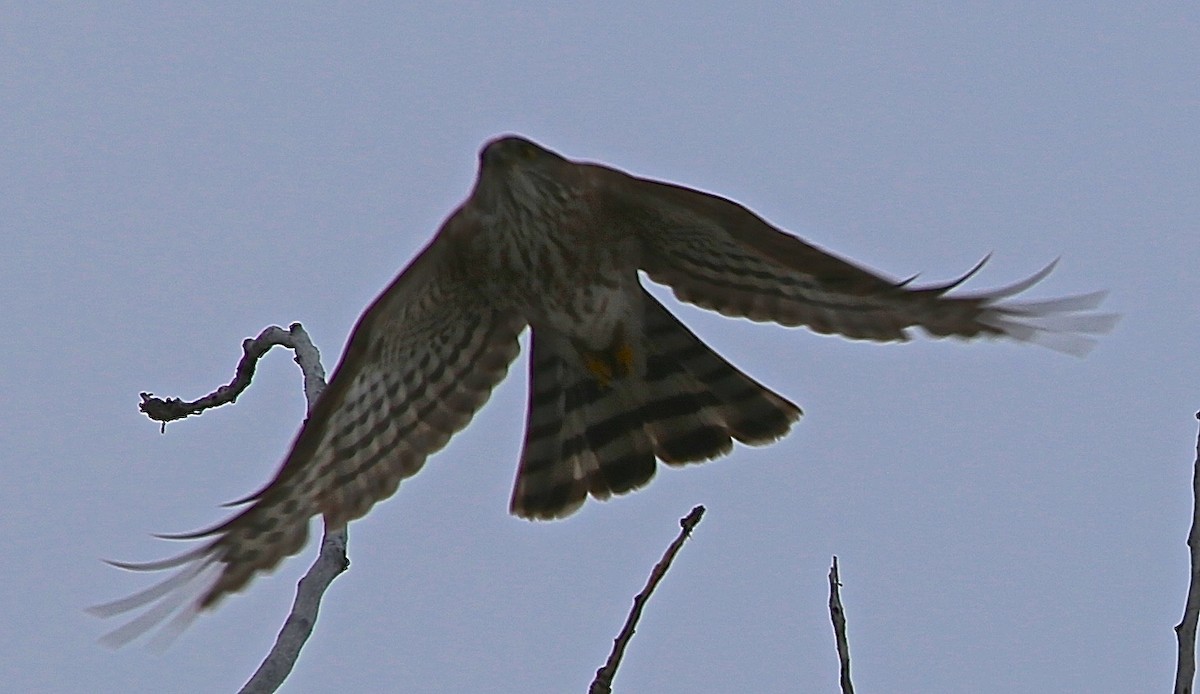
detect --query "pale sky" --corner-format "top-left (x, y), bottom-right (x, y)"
top-left (2, 4), bottom-right (1196, 692)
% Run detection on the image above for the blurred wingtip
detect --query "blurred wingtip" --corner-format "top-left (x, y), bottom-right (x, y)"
top-left (91, 546), bottom-right (222, 648)
top-left (982, 258), bottom-right (1059, 300)
top-left (908, 253), bottom-right (993, 295)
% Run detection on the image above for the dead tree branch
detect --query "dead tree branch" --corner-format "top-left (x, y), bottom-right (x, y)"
top-left (589, 505), bottom-right (706, 694)
top-left (240, 527), bottom-right (349, 693)
top-left (1174, 414), bottom-right (1200, 694)
top-left (139, 323), bottom-right (324, 431)
top-left (139, 322), bottom-right (348, 693)
top-left (828, 556), bottom-right (855, 694)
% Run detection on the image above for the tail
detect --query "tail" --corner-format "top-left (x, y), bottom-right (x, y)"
top-left (510, 292), bottom-right (802, 520)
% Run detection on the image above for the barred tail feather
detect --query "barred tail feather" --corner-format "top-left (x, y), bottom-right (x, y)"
top-left (510, 294), bottom-right (802, 520)
top-left (641, 296), bottom-right (802, 446)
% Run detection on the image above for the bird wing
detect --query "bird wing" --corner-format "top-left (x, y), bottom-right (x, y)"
top-left (590, 165), bottom-right (1116, 354)
top-left (93, 208), bottom-right (525, 645)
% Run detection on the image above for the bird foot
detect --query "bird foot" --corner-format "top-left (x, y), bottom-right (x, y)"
top-left (579, 333), bottom-right (635, 388)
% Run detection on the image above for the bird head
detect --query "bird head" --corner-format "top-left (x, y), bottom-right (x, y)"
top-left (473, 135), bottom-right (572, 213)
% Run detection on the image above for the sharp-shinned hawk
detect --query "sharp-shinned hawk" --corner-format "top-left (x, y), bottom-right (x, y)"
top-left (96, 135), bottom-right (1115, 641)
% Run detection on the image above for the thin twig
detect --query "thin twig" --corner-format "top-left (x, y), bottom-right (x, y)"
top-left (1173, 414), bottom-right (1200, 694)
top-left (829, 556), bottom-right (854, 694)
top-left (139, 324), bottom-right (314, 431)
top-left (589, 505), bottom-right (705, 694)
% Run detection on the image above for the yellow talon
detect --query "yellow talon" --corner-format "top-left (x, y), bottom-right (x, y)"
top-left (615, 341), bottom-right (634, 375)
top-left (583, 353), bottom-right (615, 388)
top-left (579, 328), bottom-right (636, 389)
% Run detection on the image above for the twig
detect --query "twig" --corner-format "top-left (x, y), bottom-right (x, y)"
top-left (1173, 414), bottom-right (1200, 694)
top-left (589, 505), bottom-right (706, 694)
top-left (239, 527), bottom-right (349, 693)
top-left (829, 556), bottom-right (854, 694)
top-left (139, 323), bottom-right (323, 431)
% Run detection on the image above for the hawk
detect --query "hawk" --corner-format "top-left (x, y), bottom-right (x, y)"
top-left (96, 135), bottom-right (1114, 640)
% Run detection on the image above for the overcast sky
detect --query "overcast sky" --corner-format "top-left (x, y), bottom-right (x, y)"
top-left (3, 3), bottom-right (1197, 692)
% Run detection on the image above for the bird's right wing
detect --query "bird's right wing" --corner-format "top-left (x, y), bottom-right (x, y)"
top-left (589, 165), bottom-right (1116, 354)
top-left (93, 209), bottom-right (526, 645)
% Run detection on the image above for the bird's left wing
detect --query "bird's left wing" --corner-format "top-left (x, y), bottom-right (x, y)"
top-left (93, 209), bottom-right (526, 645)
top-left (590, 165), bottom-right (1115, 354)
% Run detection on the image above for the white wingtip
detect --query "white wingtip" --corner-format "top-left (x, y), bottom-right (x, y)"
top-left (90, 554), bottom-right (221, 648)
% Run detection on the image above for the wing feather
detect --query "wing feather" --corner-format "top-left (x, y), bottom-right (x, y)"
top-left (94, 210), bottom-right (525, 643)
top-left (591, 165), bottom-right (1115, 351)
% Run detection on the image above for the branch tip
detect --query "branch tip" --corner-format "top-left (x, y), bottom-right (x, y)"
top-left (589, 506), bottom-right (707, 693)
top-left (828, 556), bottom-right (855, 694)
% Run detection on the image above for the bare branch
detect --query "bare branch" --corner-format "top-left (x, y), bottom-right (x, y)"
top-left (286, 323), bottom-right (328, 408)
top-left (1174, 414), bottom-right (1200, 694)
top-left (589, 505), bottom-right (706, 694)
top-left (239, 527), bottom-right (348, 693)
top-left (235, 323), bottom-right (346, 693)
top-left (828, 556), bottom-right (855, 694)
top-left (139, 322), bottom-right (346, 692)
top-left (139, 324), bottom-right (322, 431)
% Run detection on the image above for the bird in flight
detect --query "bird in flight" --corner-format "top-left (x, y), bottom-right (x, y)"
top-left (95, 135), bottom-right (1115, 643)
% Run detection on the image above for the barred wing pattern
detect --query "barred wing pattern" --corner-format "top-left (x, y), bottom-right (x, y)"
top-left (93, 219), bottom-right (525, 644)
top-left (600, 170), bottom-right (1117, 354)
